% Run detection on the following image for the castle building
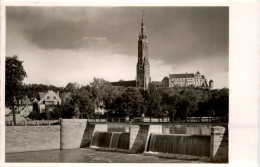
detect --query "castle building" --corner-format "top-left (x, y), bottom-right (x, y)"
top-left (168, 71), bottom-right (213, 89)
top-left (136, 12), bottom-right (151, 90)
top-left (110, 12), bottom-right (214, 91)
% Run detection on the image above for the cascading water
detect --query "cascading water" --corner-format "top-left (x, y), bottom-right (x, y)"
top-left (118, 133), bottom-right (129, 149)
top-left (147, 133), bottom-right (210, 157)
top-left (91, 131), bottom-right (129, 150)
top-left (91, 131), bottom-right (112, 148)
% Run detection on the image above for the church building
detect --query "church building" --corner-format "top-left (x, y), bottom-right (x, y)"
top-left (111, 12), bottom-right (151, 90)
top-left (136, 12), bottom-right (151, 90)
top-left (111, 12), bottom-right (214, 90)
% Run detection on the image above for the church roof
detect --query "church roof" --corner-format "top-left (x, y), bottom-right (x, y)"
top-left (151, 81), bottom-right (162, 85)
top-left (169, 73), bottom-right (194, 78)
top-left (110, 80), bottom-right (136, 87)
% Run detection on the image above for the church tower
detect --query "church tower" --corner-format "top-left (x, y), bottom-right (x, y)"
top-left (136, 11), bottom-right (151, 90)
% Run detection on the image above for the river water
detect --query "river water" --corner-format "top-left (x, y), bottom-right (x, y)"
top-left (6, 148), bottom-right (207, 163)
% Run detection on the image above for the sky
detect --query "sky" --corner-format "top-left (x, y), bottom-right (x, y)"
top-left (6, 7), bottom-right (229, 89)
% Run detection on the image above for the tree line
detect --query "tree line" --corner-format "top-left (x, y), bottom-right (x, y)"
top-left (28, 77), bottom-right (228, 121)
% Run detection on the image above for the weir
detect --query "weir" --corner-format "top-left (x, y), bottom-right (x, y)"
top-left (90, 131), bottom-right (130, 150)
top-left (58, 119), bottom-right (228, 162)
top-left (146, 134), bottom-right (210, 157)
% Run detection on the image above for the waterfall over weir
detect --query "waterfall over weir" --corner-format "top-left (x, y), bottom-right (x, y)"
top-left (91, 131), bottom-right (129, 150)
top-left (147, 133), bottom-right (210, 157)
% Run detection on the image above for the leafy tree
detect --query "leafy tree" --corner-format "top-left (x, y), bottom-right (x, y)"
top-left (50, 107), bottom-right (61, 120)
top-left (28, 110), bottom-right (38, 120)
top-left (70, 88), bottom-right (95, 118)
top-left (5, 55), bottom-right (27, 125)
top-left (208, 88), bottom-right (229, 117)
top-left (118, 87), bottom-right (146, 118)
top-left (28, 102), bottom-right (40, 120)
top-left (147, 84), bottom-right (162, 118)
top-left (60, 104), bottom-right (74, 118)
top-left (90, 77), bottom-right (112, 103)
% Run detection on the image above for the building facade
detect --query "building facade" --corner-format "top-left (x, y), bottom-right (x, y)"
top-left (38, 90), bottom-right (61, 112)
top-left (136, 12), bottom-right (151, 90)
top-left (168, 71), bottom-right (213, 89)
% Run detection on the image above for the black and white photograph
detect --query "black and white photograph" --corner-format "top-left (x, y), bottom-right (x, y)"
top-left (1, 3), bottom-right (257, 165)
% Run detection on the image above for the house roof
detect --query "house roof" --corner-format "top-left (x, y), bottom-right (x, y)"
top-left (162, 76), bottom-right (169, 81)
top-left (38, 92), bottom-right (46, 100)
top-left (22, 96), bottom-right (32, 105)
top-left (5, 108), bottom-right (19, 116)
top-left (5, 107), bottom-right (12, 115)
top-left (169, 73), bottom-right (194, 78)
top-left (64, 82), bottom-right (80, 92)
top-left (151, 81), bottom-right (162, 85)
top-left (110, 80), bottom-right (136, 87)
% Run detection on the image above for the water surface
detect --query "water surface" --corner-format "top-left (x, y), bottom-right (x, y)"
top-left (6, 148), bottom-right (206, 163)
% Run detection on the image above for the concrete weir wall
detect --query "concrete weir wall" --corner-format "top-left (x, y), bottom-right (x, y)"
top-left (6, 126), bottom-right (60, 153)
top-left (60, 119), bottom-right (88, 149)
top-left (6, 119), bottom-right (228, 162)
top-left (60, 119), bottom-right (108, 149)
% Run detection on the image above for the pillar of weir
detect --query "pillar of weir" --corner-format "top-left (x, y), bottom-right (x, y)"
top-left (60, 119), bottom-right (88, 149)
top-left (61, 119), bottom-right (108, 149)
top-left (129, 124), bottom-right (162, 153)
top-left (210, 126), bottom-right (228, 162)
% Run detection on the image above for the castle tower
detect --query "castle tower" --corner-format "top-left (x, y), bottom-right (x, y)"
top-left (209, 79), bottom-right (214, 90)
top-left (136, 11), bottom-right (151, 90)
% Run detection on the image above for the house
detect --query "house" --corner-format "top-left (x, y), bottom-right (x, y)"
top-left (5, 107), bottom-right (27, 124)
top-left (37, 90), bottom-right (61, 112)
top-left (6, 96), bottom-right (36, 119)
top-left (94, 101), bottom-right (107, 115)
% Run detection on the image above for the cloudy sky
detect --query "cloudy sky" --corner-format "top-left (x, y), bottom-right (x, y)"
top-left (6, 7), bottom-right (228, 88)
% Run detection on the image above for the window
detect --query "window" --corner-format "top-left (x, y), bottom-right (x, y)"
top-left (53, 96), bottom-right (56, 99)
top-left (47, 96), bottom-right (50, 99)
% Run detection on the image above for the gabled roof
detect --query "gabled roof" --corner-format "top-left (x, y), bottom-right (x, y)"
top-left (162, 76), bottom-right (169, 81)
top-left (169, 73), bottom-right (194, 78)
top-left (110, 80), bottom-right (136, 87)
top-left (5, 107), bottom-right (12, 115)
top-left (39, 92), bottom-right (46, 100)
top-left (22, 96), bottom-right (32, 105)
top-left (151, 81), bottom-right (162, 84)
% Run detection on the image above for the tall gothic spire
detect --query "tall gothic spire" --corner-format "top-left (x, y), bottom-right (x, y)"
top-left (136, 10), bottom-right (150, 90)
top-left (141, 10), bottom-right (144, 26)
top-left (140, 10), bottom-right (146, 38)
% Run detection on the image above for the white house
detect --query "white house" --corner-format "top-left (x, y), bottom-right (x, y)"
top-left (38, 90), bottom-right (61, 112)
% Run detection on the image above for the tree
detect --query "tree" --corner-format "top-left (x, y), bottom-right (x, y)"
top-left (5, 55), bottom-right (27, 125)
top-left (208, 88), bottom-right (229, 117)
top-left (118, 87), bottom-right (146, 118)
top-left (90, 77), bottom-right (112, 103)
top-left (28, 103), bottom-right (40, 120)
top-left (146, 84), bottom-right (162, 118)
top-left (70, 88), bottom-right (95, 118)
